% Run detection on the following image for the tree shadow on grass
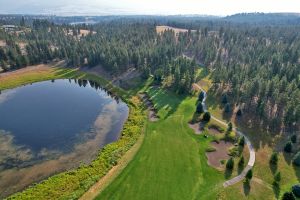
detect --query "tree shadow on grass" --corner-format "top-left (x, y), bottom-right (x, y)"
top-left (54, 68), bottom-right (81, 78)
top-left (234, 116), bottom-right (277, 151)
top-left (206, 90), bottom-right (221, 112)
top-left (190, 112), bottom-right (202, 123)
top-left (224, 168), bottom-right (233, 179)
top-left (269, 163), bottom-right (278, 175)
top-left (283, 152), bottom-right (293, 165)
top-left (292, 165), bottom-right (300, 182)
top-left (238, 164), bottom-right (244, 174)
top-left (272, 182), bottom-right (280, 199)
top-left (243, 181), bottom-right (251, 196)
top-left (146, 86), bottom-right (183, 120)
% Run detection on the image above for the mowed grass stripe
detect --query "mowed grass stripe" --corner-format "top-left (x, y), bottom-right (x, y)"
top-left (96, 88), bottom-right (221, 200)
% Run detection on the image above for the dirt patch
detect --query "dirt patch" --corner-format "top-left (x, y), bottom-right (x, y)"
top-left (188, 122), bottom-right (202, 134)
top-left (80, 29), bottom-right (96, 36)
top-left (139, 93), bottom-right (159, 122)
top-left (208, 127), bottom-right (223, 135)
top-left (17, 42), bottom-right (27, 55)
top-left (0, 61), bottom-right (64, 78)
top-left (206, 140), bottom-right (233, 169)
top-left (0, 40), bottom-right (6, 47)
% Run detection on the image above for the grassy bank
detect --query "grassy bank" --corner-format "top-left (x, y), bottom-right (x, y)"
top-left (1, 65), bottom-right (146, 200)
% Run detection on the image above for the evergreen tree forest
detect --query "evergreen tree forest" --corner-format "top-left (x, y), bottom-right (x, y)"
top-left (0, 16), bottom-right (299, 132)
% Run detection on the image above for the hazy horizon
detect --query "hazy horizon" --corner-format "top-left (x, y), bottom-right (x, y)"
top-left (0, 0), bottom-right (300, 16)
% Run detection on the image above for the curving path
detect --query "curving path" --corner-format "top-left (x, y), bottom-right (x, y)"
top-left (193, 83), bottom-right (255, 188)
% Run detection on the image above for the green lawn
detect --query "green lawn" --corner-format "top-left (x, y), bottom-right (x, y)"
top-left (96, 87), bottom-right (225, 200)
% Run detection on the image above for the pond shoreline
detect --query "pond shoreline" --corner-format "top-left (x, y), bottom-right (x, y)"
top-left (0, 64), bottom-right (145, 200)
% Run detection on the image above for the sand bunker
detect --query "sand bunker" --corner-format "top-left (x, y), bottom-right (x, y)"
top-left (206, 140), bottom-right (233, 169)
top-left (139, 93), bottom-right (159, 122)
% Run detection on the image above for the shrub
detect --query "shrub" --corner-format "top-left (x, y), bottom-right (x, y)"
top-left (227, 122), bottom-right (233, 132)
top-left (202, 112), bottom-right (211, 122)
top-left (274, 171), bottom-right (281, 183)
top-left (196, 103), bottom-right (204, 113)
top-left (238, 136), bottom-right (245, 147)
top-left (282, 192), bottom-right (296, 200)
top-left (226, 157), bottom-right (234, 170)
top-left (238, 155), bottom-right (245, 167)
top-left (284, 141), bottom-right (292, 153)
top-left (198, 91), bottom-right (205, 102)
top-left (220, 159), bottom-right (226, 165)
top-left (228, 146), bottom-right (241, 157)
top-left (205, 146), bottom-right (216, 152)
top-left (291, 135), bottom-right (297, 143)
top-left (270, 152), bottom-right (278, 165)
top-left (224, 103), bottom-right (230, 113)
top-left (292, 184), bottom-right (300, 197)
top-left (245, 169), bottom-right (253, 180)
top-left (221, 94), bottom-right (228, 104)
top-left (293, 151), bottom-right (300, 166)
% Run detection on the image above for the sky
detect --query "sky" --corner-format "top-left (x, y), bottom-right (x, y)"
top-left (0, 0), bottom-right (300, 16)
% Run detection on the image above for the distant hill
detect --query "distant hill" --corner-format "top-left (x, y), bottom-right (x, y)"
top-left (223, 12), bottom-right (300, 25)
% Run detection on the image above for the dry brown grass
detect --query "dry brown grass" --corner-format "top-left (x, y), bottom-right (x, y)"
top-left (0, 40), bottom-right (6, 47)
top-left (156, 25), bottom-right (195, 35)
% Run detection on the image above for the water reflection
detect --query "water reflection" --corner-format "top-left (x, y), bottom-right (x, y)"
top-left (0, 79), bottom-right (128, 198)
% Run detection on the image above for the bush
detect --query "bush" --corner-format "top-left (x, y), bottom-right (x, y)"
top-left (202, 112), bottom-right (211, 122)
top-left (291, 135), bottom-right (297, 143)
top-left (238, 136), bottom-right (245, 147)
top-left (205, 146), bottom-right (216, 152)
top-left (270, 152), bottom-right (278, 165)
top-left (228, 146), bottom-right (241, 157)
top-left (293, 152), bottom-right (300, 166)
top-left (226, 157), bottom-right (234, 170)
top-left (245, 169), bottom-right (253, 180)
top-left (227, 122), bottom-right (233, 132)
top-left (292, 184), bottom-right (300, 197)
top-left (274, 171), bottom-right (281, 183)
top-left (221, 94), bottom-right (228, 104)
top-left (198, 91), bottom-right (205, 102)
top-left (282, 192), bottom-right (296, 200)
top-left (284, 141), bottom-right (293, 153)
top-left (224, 103), bottom-right (230, 113)
top-left (196, 103), bottom-right (204, 113)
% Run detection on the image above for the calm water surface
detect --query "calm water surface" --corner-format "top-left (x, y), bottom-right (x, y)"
top-left (0, 79), bottom-right (128, 197)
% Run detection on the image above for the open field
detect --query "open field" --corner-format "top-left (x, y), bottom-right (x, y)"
top-left (96, 86), bottom-right (253, 200)
top-left (156, 25), bottom-right (195, 35)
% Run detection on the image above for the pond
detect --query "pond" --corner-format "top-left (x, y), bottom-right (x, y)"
top-left (0, 79), bottom-right (129, 198)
